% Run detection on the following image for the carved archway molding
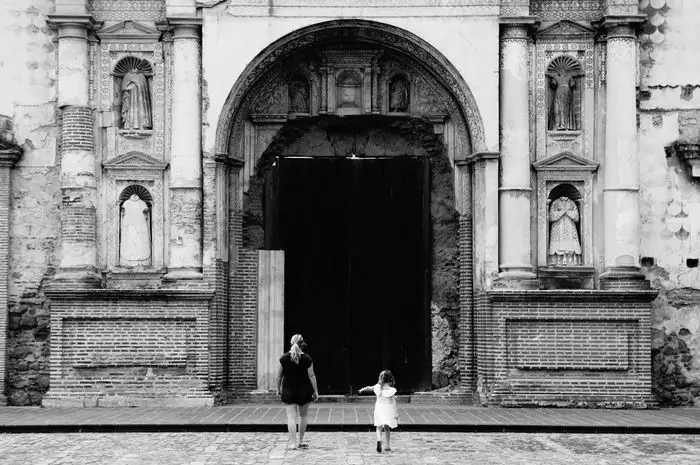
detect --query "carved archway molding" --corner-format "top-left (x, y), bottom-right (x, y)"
top-left (212, 19), bottom-right (487, 156)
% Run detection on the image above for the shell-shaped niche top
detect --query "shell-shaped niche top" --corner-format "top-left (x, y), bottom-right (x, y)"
top-left (119, 184), bottom-right (153, 203)
top-left (546, 55), bottom-right (582, 74)
top-left (114, 56), bottom-right (153, 76)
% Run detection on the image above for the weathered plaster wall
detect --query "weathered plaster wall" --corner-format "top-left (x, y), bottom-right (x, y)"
top-left (201, 6), bottom-right (500, 154)
top-left (0, 0), bottom-right (60, 405)
top-left (638, 0), bottom-right (700, 405)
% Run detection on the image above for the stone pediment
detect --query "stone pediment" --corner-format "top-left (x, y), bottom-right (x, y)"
top-left (533, 151), bottom-right (598, 172)
top-left (97, 21), bottom-right (161, 43)
top-left (103, 151), bottom-right (168, 171)
top-left (537, 20), bottom-right (596, 39)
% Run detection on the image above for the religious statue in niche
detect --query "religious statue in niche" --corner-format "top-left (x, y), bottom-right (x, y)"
top-left (548, 195), bottom-right (582, 266)
top-left (114, 56), bottom-right (153, 130)
top-left (388, 75), bottom-right (410, 113)
top-left (336, 70), bottom-right (362, 109)
top-left (288, 75), bottom-right (310, 113)
top-left (119, 186), bottom-right (152, 267)
top-left (546, 56), bottom-right (583, 131)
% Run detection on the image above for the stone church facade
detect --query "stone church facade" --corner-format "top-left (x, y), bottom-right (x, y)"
top-left (1, 0), bottom-right (698, 407)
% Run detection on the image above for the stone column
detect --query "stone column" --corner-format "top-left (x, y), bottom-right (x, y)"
top-left (600, 17), bottom-right (647, 288)
top-left (48, 14), bottom-right (101, 288)
top-left (164, 18), bottom-right (204, 282)
top-left (498, 18), bottom-right (537, 286)
top-left (0, 139), bottom-right (22, 405)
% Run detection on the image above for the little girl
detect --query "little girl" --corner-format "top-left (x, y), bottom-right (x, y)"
top-left (359, 370), bottom-right (399, 453)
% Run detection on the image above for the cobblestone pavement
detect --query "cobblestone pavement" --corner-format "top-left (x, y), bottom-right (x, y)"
top-left (0, 432), bottom-right (699, 465)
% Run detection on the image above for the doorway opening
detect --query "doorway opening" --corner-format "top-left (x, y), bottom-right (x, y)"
top-left (264, 155), bottom-right (431, 394)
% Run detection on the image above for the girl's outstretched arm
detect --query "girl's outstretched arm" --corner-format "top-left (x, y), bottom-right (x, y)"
top-left (358, 385), bottom-right (375, 394)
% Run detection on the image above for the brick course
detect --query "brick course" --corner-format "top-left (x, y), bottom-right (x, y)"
top-left (475, 290), bottom-right (657, 407)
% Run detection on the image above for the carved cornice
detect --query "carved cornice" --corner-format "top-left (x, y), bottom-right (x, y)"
top-left (533, 151), bottom-right (599, 172)
top-left (666, 143), bottom-right (700, 178)
top-left (536, 20), bottom-right (596, 41)
top-left (103, 151), bottom-right (169, 171)
top-left (97, 20), bottom-right (161, 43)
top-left (47, 14), bottom-right (102, 38)
top-left (500, 16), bottom-right (539, 38)
top-left (593, 14), bottom-right (646, 39)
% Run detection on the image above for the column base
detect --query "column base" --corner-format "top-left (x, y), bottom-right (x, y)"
top-left (0, 394), bottom-right (7, 406)
top-left (49, 269), bottom-right (103, 289)
top-left (496, 268), bottom-right (540, 289)
top-left (600, 266), bottom-right (650, 290)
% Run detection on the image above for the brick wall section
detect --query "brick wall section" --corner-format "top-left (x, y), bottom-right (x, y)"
top-left (43, 289), bottom-right (214, 406)
top-left (229, 211), bottom-right (258, 391)
top-left (458, 213), bottom-right (474, 392)
top-left (206, 259), bottom-right (229, 394)
top-left (60, 106), bottom-right (94, 152)
top-left (60, 206), bottom-right (96, 245)
top-left (0, 165), bottom-right (10, 403)
top-left (475, 290), bottom-right (657, 407)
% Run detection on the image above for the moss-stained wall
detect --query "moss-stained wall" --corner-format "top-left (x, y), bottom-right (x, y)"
top-left (1, 1), bottom-right (60, 405)
top-left (638, 0), bottom-right (700, 405)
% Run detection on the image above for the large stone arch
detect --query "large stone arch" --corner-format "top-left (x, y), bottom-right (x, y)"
top-left (214, 19), bottom-right (482, 399)
top-left (213, 19), bottom-right (487, 157)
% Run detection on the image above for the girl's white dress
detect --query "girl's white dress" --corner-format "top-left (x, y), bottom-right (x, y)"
top-left (371, 384), bottom-right (398, 428)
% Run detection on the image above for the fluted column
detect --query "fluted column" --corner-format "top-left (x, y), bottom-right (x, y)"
top-left (600, 17), bottom-right (647, 288)
top-left (0, 141), bottom-right (22, 405)
top-left (164, 18), bottom-right (203, 282)
top-left (498, 19), bottom-right (537, 285)
top-left (48, 14), bottom-right (101, 288)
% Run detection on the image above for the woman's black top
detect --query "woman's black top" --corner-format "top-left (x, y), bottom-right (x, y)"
top-left (279, 352), bottom-right (314, 405)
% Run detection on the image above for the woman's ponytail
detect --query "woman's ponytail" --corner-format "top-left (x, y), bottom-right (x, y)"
top-left (289, 334), bottom-right (304, 364)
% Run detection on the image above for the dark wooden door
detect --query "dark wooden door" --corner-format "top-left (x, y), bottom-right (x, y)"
top-left (265, 156), bottom-right (430, 394)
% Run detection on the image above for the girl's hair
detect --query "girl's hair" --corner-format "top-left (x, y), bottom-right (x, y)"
top-left (378, 369), bottom-right (395, 387)
top-left (289, 334), bottom-right (304, 364)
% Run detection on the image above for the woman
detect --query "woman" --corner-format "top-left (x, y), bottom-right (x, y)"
top-left (276, 334), bottom-right (318, 449)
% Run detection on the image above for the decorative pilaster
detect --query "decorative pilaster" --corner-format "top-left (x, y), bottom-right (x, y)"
top-left (599, 16), bottom-right (647, 289)
top-left (0, 139), bottom-right (22, 406)
top-left (469, 152), bottom-right (500, 290)
top-left (48, 14), bottom-right (102, 288)
top-left (498, 18), bottom-right (538, 286)
top-left (163, 18), bottom-right (204, 283)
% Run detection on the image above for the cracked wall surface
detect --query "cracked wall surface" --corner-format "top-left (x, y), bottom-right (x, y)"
top-left (639, 0), bottom-right (700, 406)
top-left (1, 0), bottom-right (60, 405)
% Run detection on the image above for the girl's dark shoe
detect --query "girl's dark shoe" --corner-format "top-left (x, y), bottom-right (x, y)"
top-left (376, 441), bottom-right (382, 453)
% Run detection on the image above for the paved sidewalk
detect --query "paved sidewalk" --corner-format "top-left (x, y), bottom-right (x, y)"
top-left (1, 405), bottom-right (700, 434)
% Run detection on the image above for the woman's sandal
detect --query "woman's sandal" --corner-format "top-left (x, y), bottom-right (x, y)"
top-left (298, 442), bottom-right (309, 449)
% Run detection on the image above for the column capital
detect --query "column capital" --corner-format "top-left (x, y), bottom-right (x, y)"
top-left (594, 15), bottom-right (646, 39)
top-left (163, 16), bottom-right (202, 40)
top-left (47, 14), bottom-right (101, 39)
top-left (465, 151), bottom-right (499, 166)
top-left (499, 16), bottom-right (539, 39)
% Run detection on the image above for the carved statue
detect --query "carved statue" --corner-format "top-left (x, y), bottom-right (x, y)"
top-left (548, 72), bottom-right (577, 131)
top-left (289, 80), bottom-right (310, 113)
top-left (119, 194), bottom-right (151, 266)
top-left (389, 77), bottom-right (409, 112)
top-left (548, 196), bottom-right (582, 266)
top-left (121, 69), bottom-right (152, 130)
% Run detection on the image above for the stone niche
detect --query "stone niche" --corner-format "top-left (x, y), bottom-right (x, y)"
top-left (534, 20), bottom-right (596, 161)
top-left (102, 151), bottom-right (168, 283)
top-left (534, 151), bottom-right (598, 288)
